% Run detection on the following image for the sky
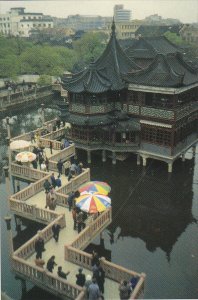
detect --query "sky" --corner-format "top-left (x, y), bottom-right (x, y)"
top-left (0, 0), bottom-right (198, 23)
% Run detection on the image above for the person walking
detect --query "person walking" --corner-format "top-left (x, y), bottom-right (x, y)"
top-left (57, 266), bottom-right (70, 279)
top-left (57, 159), bottom-right (63, 176)
top-left (119, 280), bottom-right (131, 300)
top-left (49, 197), bottom-right (57, 211)
top-left (67, 191), bottom-right (75, 211)
top-left (45, 190), bottom-right (51, 209)
top-left (52, 222), bottom-right (61, 242)
top-left (84, 274), bottom-right (92, 299)
top-left (45, 157), bottom-right (49, 172)
top-left (98, 265), bottom-right (105, 295)
top-left (76, 210), bottom-right (84, 233)
top-left (43, 179), bottom-right (51, 192)
top-left (72, 206), bottom-right (77, 230)
top-left (50, 173), bottom-right (56, 188)
top-left (55, 175), bottom-right (62, 188)
top-left (49, 141), bottom-right (53, 154)
top-left (76, 268), bottom-right (86, 287)
top-left (30, 131), bottom-right (36, 143)
top-left (88, 277), bottom-right (100, 300)
top-left (35, 232), bottom-right (45, 259)
top-left (47, 255), bottom-right (57, 273)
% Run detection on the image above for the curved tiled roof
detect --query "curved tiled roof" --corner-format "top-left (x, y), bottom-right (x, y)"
top-left (124, 53), bottom-right (198, 87)
top-left (125, 36), bottom-right (181, 60)
top-left (62, 20), bottom-right (140, 94)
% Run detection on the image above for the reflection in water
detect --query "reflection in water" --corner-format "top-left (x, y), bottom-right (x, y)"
top-left (108, 158), bottom-right (197, 261)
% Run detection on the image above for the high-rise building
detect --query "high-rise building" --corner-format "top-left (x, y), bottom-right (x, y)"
top-left (114, 5), bottom-right (131, 22)
top-left (0, 7), bottom-right (53, 37)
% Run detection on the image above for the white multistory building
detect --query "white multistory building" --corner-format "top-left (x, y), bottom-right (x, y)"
top-left (0, 7), bottom-right (53, 37)
top-left (114, 5), bottom-right (131, 22)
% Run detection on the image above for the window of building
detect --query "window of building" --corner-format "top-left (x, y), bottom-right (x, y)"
top-left (34, 16), bottom-right (36, 19)
top-left (48, 24), bottom-right (51, 27)
top-left (141, 126), bottom-right (171, 146)
top-left (28, 16), bottom-right (31, 20)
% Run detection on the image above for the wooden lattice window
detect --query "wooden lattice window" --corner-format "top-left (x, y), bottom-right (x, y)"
top-left (141, 126), bottom-right (171, 146)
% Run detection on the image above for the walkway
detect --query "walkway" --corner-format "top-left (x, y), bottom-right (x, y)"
top-left (8, 119), bottom-right (145, 300)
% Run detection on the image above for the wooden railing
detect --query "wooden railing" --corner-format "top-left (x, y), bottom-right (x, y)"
top-left (11, 173), bottom-right (51, 201)
top-left (10, 118), bottom-right (57, 142)
top-left (11, 163), bottom-right (48, 181)
top-left (57, 169), bottom-right (90, 196)
top-left (66, 208), bottom-right (111, 250)
top-left (64, 240), bottom-right (145, 299)
top-left (10, 197), bottom-right (60, 224)
top-left (49, 144), bottom-right (75, 161)
top-left (12, 256), bottom-right (83, 299)
top-left (14, 215), bottom-right (65, 259)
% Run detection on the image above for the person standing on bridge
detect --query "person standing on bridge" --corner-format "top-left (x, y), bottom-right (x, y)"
top-left (57, 159), bottom-right (63, 176)
top-left (88, 277), bottom-right (100, 300)
top-left (49, 141), bottom-right (53, 154)
top-left (47, 255), bottom-right (57, 273)
top-left (52, 222), bottom-right (61, 242)
top-left (35, 231), bottom-right (45, 259)
top-left (57, 266), bottom-right (70, 279)
top-left (76, 268), bottom-right (86, 287)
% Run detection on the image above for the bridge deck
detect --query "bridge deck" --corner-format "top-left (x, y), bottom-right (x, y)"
top-left (8, 120), bottom-right (145, 300)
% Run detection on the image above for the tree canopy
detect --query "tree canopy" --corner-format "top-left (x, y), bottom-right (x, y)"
top-left (0, 32), bottom-right (107, 79)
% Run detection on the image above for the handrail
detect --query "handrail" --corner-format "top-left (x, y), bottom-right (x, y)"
top-left (69, 208), bottom-right (111, 250)
top-left (12, 255), bottom-right (83, 299)
top-left (14, 215), bottom-right (65, 258)
top-left (64, 242), bottom-right (145, 299)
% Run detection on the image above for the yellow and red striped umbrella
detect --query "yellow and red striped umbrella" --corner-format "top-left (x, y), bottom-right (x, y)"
top-left (75, 192), bottom-right (111, 213)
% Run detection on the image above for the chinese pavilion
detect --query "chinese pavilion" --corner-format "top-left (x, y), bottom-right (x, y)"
top-left (61, 20), bottom-right (198, 172)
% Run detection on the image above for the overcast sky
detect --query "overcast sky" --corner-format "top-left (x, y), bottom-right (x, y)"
top-left (0, 0), bottom-right (198, 23)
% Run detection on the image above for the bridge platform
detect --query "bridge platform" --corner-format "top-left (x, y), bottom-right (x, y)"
top-left (5, 119), bottom-right (146, 300)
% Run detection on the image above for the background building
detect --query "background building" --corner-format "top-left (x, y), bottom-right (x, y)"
top-left (54, 15), bottom-right (112, 31)
top-left (106, 20), bottom-right (142, 39)
top-left (114, 5), bottom-right (131, 22)
top-left (0, 7), bottom-right (53, 37)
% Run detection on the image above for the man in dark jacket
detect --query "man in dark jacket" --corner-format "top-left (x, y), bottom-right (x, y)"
top-left (47, 255), bottom-right (57, 273)
top-left (52, 222), bottom-right (61, 242)
top-left (57, 266), bottom-right (70, 279)
top-left (76, 268), bottom-right (86, 287)
top-left (35, 233), bottom-right (45, 259)
top-left (57, 159), bottom-right (63, 176)
top-left (43, 179), bottom-right (51, 192)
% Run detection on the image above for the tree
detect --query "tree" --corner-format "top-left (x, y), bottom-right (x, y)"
top-left (73, 32), bottom-right (107, 65)
top-left (0, 54), bottom-right (19, 78)
top-left (164, 31), bottom-right (186, 46)
top-left (37, 75), bottom-right (52, 86)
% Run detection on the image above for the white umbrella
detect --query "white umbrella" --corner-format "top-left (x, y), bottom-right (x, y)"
top-left (10, 140), bottom-right (30, 150)
top-left (15, 151), bottom-right (36, 163)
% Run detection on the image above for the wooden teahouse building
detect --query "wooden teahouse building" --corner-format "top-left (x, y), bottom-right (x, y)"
top-left (61, 20), bottom-right (198, 172)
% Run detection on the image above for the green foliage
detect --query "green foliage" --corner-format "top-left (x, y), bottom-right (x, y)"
top-left (37, 75), bottom-right (52, 86)
top-left (0, 32), bottom-right (107, 79)
top-left (0, 54), bottom-right (19, 78)
top-left (73, 32), bottom-right (107, 64)
top-left (164, 31), bottom-right (186, 46)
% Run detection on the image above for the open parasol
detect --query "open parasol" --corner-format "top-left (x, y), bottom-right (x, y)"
top-left (15, 151), bottom-right (36, 163)
top-left (78, 181), bottom-right (111, 195)
top-left (75, 193), bottom-right (111, 213)
top-left (10, 140), bottom-right (30, 150)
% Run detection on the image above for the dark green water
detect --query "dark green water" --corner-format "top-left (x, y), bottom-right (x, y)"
top-left (1, 106), bottom-right (198, 299)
